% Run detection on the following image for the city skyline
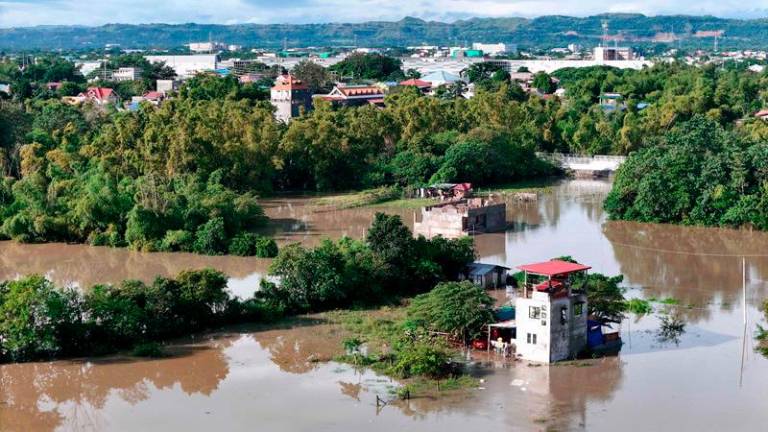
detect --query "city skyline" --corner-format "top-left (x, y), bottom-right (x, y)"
top-left (2, 0), bottom-right (768, 28)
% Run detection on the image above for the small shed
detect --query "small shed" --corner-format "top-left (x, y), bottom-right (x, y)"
top-left (464, 263), bottom-right (510, 289)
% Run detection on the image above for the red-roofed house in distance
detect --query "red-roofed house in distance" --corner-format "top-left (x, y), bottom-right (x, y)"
top-left (755, 109), bottom-right (768, 121)
top-left (81, 87), bottom-right (118, 105)
top-left (64, 87), bottom-right (118, 106)
top-left (399, 78), bottom-right (432, 93)
top-left (315, 84), bottom-right (385, 108)
top-left (270, 74), bottom-right (312, 123)
top-left (514, 259), bottom-right (590, 363)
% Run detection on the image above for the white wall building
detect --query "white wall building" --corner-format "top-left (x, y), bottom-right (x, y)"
top-left (189, 42), bottom-right (226, 53)
top-left (112, 67), bottom-right (143, 82)
top-left (514, 260), bottom-right (590, 363)
top-left (594, 46), bottom-right (634, 61)
top-left (144, 54), bottom-right (218, 79)
top-left (472, 42), bottom-right (512, 56)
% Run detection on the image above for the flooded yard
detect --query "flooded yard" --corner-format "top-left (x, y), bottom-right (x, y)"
top-left (2, 179), bottom-right (768, 431)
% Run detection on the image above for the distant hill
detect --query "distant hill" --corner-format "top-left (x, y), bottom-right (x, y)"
top-left (1, 14), bottom-right (767, 51)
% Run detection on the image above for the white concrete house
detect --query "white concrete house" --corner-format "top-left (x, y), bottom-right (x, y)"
top-left (514, 260), bottom-right (589, 363)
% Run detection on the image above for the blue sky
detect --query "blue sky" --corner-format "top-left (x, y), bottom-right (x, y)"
top-left (1, 0), bottom-right (767, 27)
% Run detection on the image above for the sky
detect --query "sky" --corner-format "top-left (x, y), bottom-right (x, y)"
top-left (1, 0), bottom-right (768, 28)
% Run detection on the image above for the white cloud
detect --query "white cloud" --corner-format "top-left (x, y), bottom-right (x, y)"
top-left (1, 0), bottom-right (767, 27)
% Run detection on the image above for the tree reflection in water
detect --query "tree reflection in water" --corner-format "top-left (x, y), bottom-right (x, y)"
top-left (0, 337), bottom-right (232, 432)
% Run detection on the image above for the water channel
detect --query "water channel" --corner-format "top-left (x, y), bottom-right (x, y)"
top-left (1, 179), bottom-right (767, 431)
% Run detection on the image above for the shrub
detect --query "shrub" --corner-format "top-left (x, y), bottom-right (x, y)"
top-left (388, 340), bottom-right (452, 379)
top-left (132, 341), bottom-right (165, 357)
top-left (625, 298), bottom-right (653, 315)
top-left (193, 217), bottom-right (228, 255)
top-left (0, 276), bottom-right (83, 361)
top-left (228, 232), bottom-right (278, 257)
top-left (408, 281), bottom-right (494, 342)
top-left (159, 230), bottom-right (194, 252)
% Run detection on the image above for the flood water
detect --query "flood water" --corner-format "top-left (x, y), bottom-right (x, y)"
top-left (2, 179), bottom-right (768, 431)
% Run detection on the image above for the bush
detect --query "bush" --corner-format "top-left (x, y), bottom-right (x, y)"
top-left (132, 341), bottom-right (165, 358)
top-left (408, 281), bottom-right (495, 342)
top-left (159, 230), bottom-right (194, 252)
top-left (0, 269), bottom-right (232, 363)
top-left (193, 217), bottom-right (228, 255)
top-left (0, 275), bottom-right (84, 361)
top-left (388, 340), bottom-right (452, 379)
top-left (228, 232), bottom-right (278, 257)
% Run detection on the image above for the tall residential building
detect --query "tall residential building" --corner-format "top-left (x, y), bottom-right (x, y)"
top-left (270, 74), bottom-right (312, 123)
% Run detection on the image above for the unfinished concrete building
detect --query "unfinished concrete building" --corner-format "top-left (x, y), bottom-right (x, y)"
top-left (413, 198), bottom-right (507, 239)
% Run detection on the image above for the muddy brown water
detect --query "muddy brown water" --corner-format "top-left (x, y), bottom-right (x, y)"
top-left (2, 180), bottom-right (768, 431)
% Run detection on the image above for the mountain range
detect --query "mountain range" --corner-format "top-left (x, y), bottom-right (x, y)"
top-left (1, 14), bottom-right (766, 51)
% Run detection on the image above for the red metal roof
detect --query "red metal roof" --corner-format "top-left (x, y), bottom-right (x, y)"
top-left (517, 260), bottom-right (591, 276)
top-left (400, 78), bottom-right (432, 88)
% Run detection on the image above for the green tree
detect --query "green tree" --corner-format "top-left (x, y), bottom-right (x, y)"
top-left (408, 281), bottom-right (495, 341)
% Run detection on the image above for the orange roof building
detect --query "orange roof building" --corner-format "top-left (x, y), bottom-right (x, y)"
top-left (270, 74), bottom-right (312, 122)
top-left (314, 85), bottom-right (385, 107)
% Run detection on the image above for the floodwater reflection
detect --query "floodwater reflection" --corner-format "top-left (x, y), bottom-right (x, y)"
top-left (2, 179), bottom-right (768, 431)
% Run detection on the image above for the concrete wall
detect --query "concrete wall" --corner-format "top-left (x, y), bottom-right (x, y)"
top-left (413, 201), bottom-right (506, 239)
top-left (515, 291), bottom-right (588, 363)
top-left (271, 88), bottom-right (311, 123)
top-left (467, 203), bottom-right (506, 232)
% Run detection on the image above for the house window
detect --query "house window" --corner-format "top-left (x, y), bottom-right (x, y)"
top-left (560, 307), bottom-right (568, 325)
top-left (529, 306), bottom-right (541, 319)
top-left (574, 302), bottom-right (584, 316)
top-left (526, 333), bottom-right (537, 344)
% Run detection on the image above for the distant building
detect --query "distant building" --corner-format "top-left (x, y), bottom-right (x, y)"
top-left (413, 197), bottom-right (506, 239)
top-left (112, 67), bottom-right (143, 82)
top-left (515, 260), bottom-right (590, 363)
top-left (594, 46), bottom-right (634, 61)
top-left (0, 83), bottom-right (10, 95)
top-left (755, 109), bottom-right (768, 121)
top-left (314, 85), bottom-right (385, 107)
top-left (420, 70), bottom-right (462, 87)
top-left (462, 263), bottom-right (510, 290)
top-left (472, 42), bottom-right (512, 56)
top-left (189, 42), bottom-right (227, 53)
top-left (270, 74), bottom-right (312, 123)
top-left (144, 54), bottom-right (218, 79)
top-left (76, 60), bottom-right (104, 77)
top-left (156, 79), bottom-right (180, 94)
top-left (399, 78), bottom-right (432, 93)
top-left (599, 92), bottom-right (625, 112)
top-left (65, 87), bottom-right (118, 106)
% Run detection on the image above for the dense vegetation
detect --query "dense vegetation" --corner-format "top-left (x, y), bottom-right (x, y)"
top-left (6, 51), bottom-right (768, 247)
top-left (605, 116), bottom-right (768, 229)
top-left (0, 269), bottom-right (236, 362)
top-left (1, 15), bottom-right (767, 50)
top-left (328, 53), bottom-right (404, 81)
top-left (0, 214), bottom-right (475, 364)
top-left (259, 213), bottom-right (476, 314)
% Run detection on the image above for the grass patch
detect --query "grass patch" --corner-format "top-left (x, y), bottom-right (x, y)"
top-left (312, 186), bottom-right (403, 209)
top-left (370, 197), bottom-right (436, 209)
top-left (482, 178), bottom-right (558, 194)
